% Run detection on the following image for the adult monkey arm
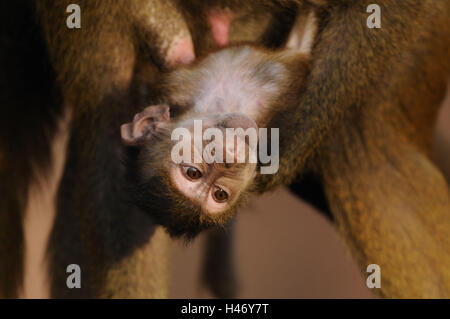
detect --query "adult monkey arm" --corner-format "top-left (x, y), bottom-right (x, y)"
top-left (320, 2), bottom-right (450, 297)
top-left (258, 0), bottom-right (450, 297)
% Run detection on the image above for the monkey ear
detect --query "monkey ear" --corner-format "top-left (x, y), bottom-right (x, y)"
top-left (121, 104), bottom-right (170, 146)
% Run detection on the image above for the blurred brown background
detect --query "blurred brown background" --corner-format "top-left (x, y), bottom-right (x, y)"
top-left (169, 95), bottom-right (450, 299)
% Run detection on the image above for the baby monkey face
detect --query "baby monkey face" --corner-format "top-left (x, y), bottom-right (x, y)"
top-left (169, 112), bottom-right (258, 215)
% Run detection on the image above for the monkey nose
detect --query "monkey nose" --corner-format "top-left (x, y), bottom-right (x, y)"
top-left (218, 113), bottom-right (258, 131)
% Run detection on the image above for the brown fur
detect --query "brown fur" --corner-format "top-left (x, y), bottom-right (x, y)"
top-left (2, 0), bottom-right (448, 299)
top-left (254, 0), bottom-right (450, 297)
top-left (319, 5), bottom-right (450, 295)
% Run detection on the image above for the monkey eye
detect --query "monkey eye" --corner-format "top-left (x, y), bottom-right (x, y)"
top-left (182, 166), bottom-right (203, 180)
top-left (213, 187), bottom-right (229, 203)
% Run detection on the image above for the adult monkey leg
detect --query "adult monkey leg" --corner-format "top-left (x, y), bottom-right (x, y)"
top-left (319, 6), bottom-right (450, 295)
top-left (250, 0), bottom-right (449, 297)
top-left (322, 124), bottom-right (450, 298)
top-left (33, 1), bottom-right (194, 298)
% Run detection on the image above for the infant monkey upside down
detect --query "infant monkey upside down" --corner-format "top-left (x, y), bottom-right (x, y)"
top-left (121, 13), bottom-right (316, 238)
